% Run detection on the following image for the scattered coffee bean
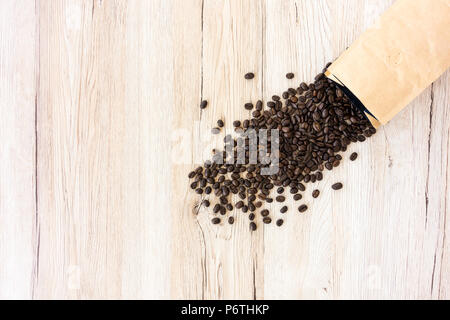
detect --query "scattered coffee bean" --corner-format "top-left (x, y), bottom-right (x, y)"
top-left (189, 64), bottom-right (376, 231)
top-left (293, 194), bottom-right (302, 201)
top-left (244, 72), bottom-right (255, 79)
top-left (332, 182), bottom-right (343, 190)
top-left (203, 200), bottom-right (210, 207)
top-left (249, 213), bottom-right (255, 221)
top-left (263, 217), bottom-right (272, 224)
top-left (280, 206), bottom-right (288, 213)
top-left (250, 222), bottom-right (257, 231)
top-left (200, 100), bottom-right (208, 109)
top-left (276, 219), bottom-right (284, 227)
top-left (350, 152), bottom-right (358, 161)
top-left (312, 190), bottom-right (320, 198)
top-left (228, 216), bottom-right (234, 224)
top-left (211, 217), bottom-right (221, 224)
top-left (286, 72), bottom-right (294, 79)
top-left (298, 205), bottom-right (308, 213)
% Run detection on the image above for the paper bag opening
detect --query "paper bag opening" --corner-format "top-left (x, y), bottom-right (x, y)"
top-left (325, 0), bottom-right (450, 128)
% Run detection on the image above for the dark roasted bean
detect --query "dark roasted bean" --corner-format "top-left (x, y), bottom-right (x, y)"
top-left (332, 182), bottom-right (343, 190)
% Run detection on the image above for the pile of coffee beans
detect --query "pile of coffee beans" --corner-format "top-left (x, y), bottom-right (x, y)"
top-left (189, 63), bottom-right (376, 231)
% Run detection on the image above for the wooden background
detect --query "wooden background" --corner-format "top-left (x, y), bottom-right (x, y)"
top-left (0, 0), bottom-right (448, 300)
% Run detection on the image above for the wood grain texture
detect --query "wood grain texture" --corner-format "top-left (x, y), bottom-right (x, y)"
top-left (0, 0), bottom-right (37, 300)
top-left (0, 0), bottom-right (448, 299)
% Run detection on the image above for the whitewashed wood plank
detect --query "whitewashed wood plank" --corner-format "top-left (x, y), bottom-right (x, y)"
top-left (0, 0), bottom-right (37, 300)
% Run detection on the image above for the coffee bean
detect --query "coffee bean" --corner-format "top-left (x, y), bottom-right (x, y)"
top-left (286, 73), bottom-right (294, 79)
top-left (211, 127), bottom-right (220, 134)
top-left (332, 182), bottom-right (343, 190)
top-left (200, 100), bottom-right (208, 109)
top-left (211, 217), bottom-right (221, 224)
top-left (312, 189), bottom-right (320, 198)
top-left (213, 204), bottom-right (220, 213)
top-left (245, 72), bottom-right (255, 79)
top-left (276, 219), bottom-right (284, 227)
top-left (298, 205), bottom-right (308, 213)
top-left (350, 152), bottom-right (358, 161)
top-left (280, 206), bottom-right (288, 213)
top-left (250, 222), bottom-right (257, 231)
top-left (260, 209), bottom-right (269, 217)
top-left (228, 216), bottom-right (234, 224)
top-left (203, 200), bottom-right (210, 207)
top-left (244, 103), bottom-right (254, 110)
top-left (189, 63), bottom-right (376, 230)
top-left (263, 217), bottom-right (272, 224)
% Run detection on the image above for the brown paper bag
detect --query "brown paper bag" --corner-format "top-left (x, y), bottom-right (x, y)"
top-left (326, 0), bottom-right (450, 128)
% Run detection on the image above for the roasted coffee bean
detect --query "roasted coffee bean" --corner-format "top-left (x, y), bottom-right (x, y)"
top-left (260, 209), bottom-right (269, 217)
top-left (189, 63), bottom-right (376, 230)
top-left (286, 73), bottom-right (294, 79)
top-left (350, 152), bottom-right (358, 161)
top-left (226, 203), bottom-right (233, 211)
top-left (276, 219), bottom-right (284, 227)
top-left (276, 195), bottom-right (285, 202)
top-left (280, 206), bottom-right (288, 213)
top-left (228, 216), bottom-right (234, 224)
top-left (250, 222), bottom-right (257, 231)
top-left (312, 189), bottom-right (320, 198)
top-left (244, 103), bottom-right (254, 110)
top-left (263, 217), bottom-right (272, 224)
top-left (200, 100), bottom-right (208, 109)
top-left (203, 200), bottom-right (210, 207)
top-left (298, 205), bottom-right (308, 213)
top-left (248, 213), bottom-right (255, 221)
top-left (245, 72), bottom-right (255, 79)
top-left (211, 217), bottom-right (221, 224)
top-left (219, 206), bottom-right (226, 215)
top-left (332, 182), bottom-right (343, 190)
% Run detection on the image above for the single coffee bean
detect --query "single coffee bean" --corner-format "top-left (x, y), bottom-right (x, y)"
top-left (219, 206), bottom-right (226, 215)
top-left (298, 204), bottom-right (308, 213)
top-left (293, 194), bottom-right (302, 201)
top-left (280, 206), bottom-right (288, 213)
top-left (277, 187), bottom-right (284, 194)
top-left (213, 204), bottom-right (220, 213)
top-left (250, 222), bottom-right (257, 231)
top-left (211, 217), bottom-right (221, 224)
top-left (236, 201), bottom-right (244, 209)
top-left (200, 100), bottom-right (208, 109)
top-left (244, 103), bottom-right (254, 110)
top-left (249, 213), bottom-right (255, 221)
top-left (332, 182), bottom-right (343, 190)
top-left (263, 217), bottom-right (272, 224)
top-left (312, 189), bottom-right (320, 198)
top-left (217, 119), bottom-right (224, 127)
top-left (286, 73), bottom-right (294, 79)
top-left (188, 171), bottom-right (196, 179)
top-left (228, 216), bottom-right (234, 224)
top-left (260, 209), bottom-right (269, 217)
top-left (276, 219), bottom-right (284, 227)
top-left (226, 203), bottom-right (233, 211)
top-left (350, 152), bottom-right (358, 161)
top-left (244, 72), bottom-right (255, 79)
top-left (233, 120), bottom-right (241, 127)
top-left (276, 195), bottom-right (285, 202)
top-left (203, 200), bottom-right (210, 207)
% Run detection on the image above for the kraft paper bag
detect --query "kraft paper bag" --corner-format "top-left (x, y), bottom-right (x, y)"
top-left (325, 0), bottom-right (450, 128)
